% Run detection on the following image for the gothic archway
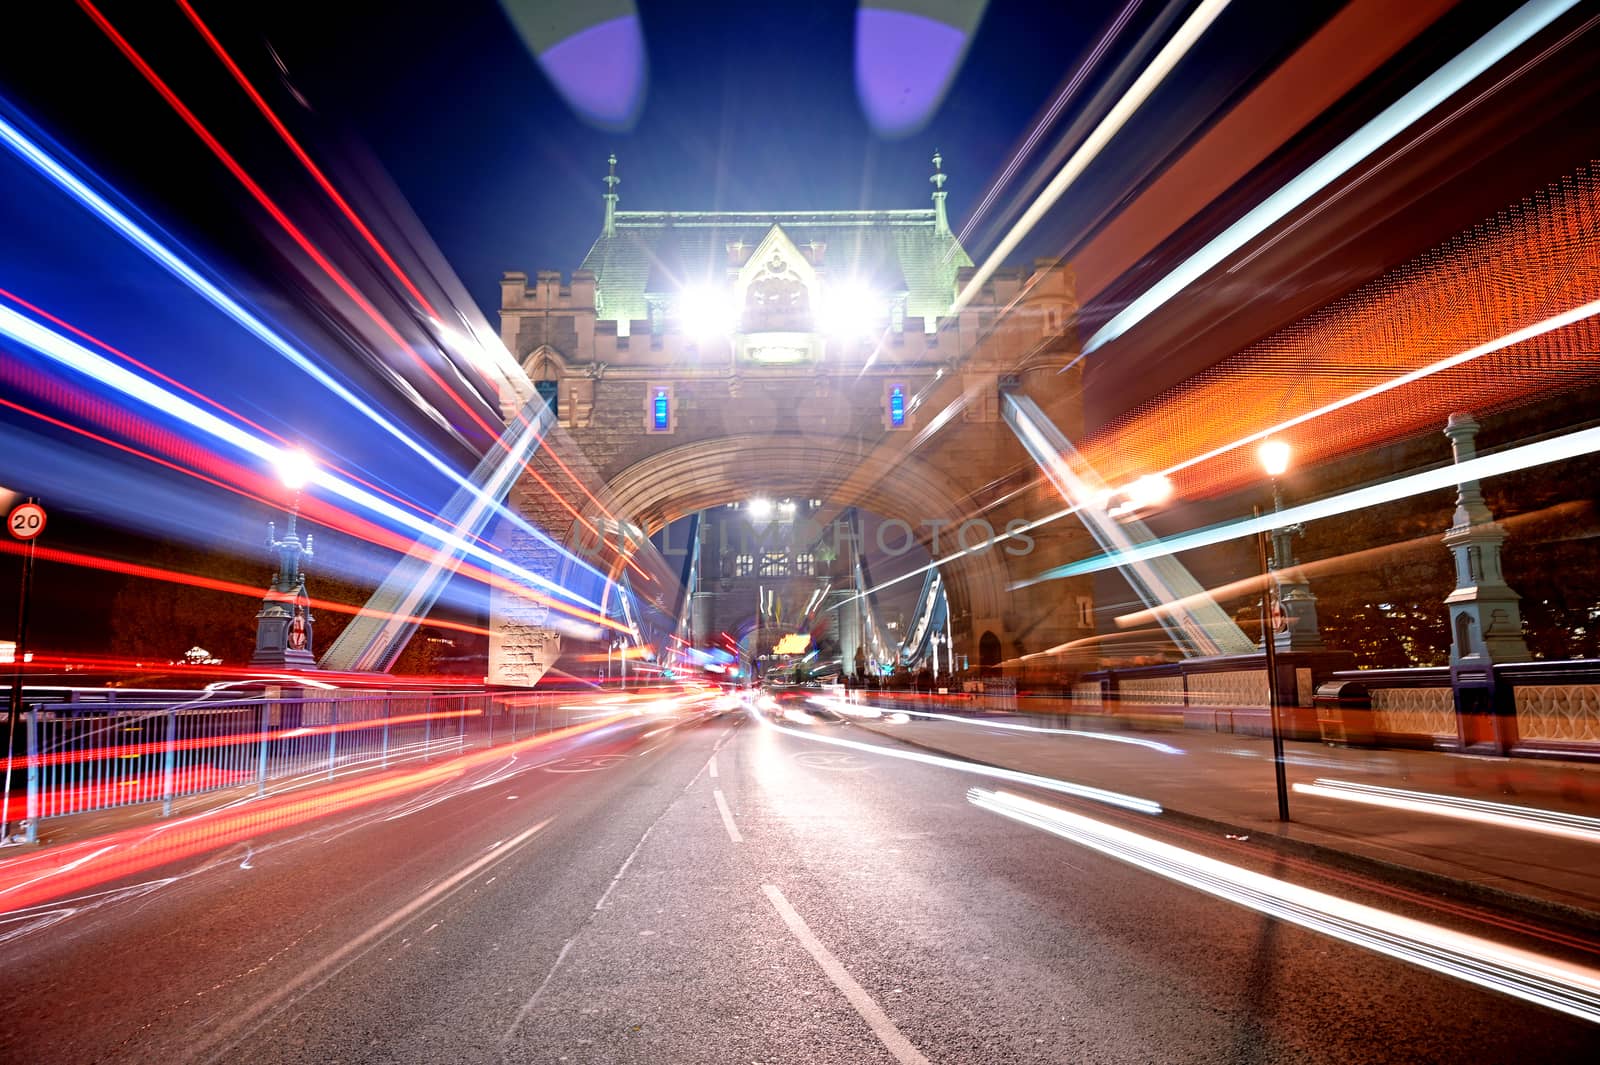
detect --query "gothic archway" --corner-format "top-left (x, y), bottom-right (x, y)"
top-left (978, 630), bottom-right (1002, 675)
top-left (560, 433), bottom-right (1014, 665)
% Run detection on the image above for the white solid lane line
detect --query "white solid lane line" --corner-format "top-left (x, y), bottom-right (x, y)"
top-left (712, 789), bottom-right (743, 843)
top-left (762, 884), bottom-right (931, 1065)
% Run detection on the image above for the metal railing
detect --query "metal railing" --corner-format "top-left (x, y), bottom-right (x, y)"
top-left (2, 688), bottom-right (576, 844)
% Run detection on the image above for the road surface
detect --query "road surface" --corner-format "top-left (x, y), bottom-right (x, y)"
top-left (2, 703), bottom-right (1596, 1063)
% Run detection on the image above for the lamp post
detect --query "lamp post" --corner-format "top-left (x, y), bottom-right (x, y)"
top-left (251, 449), bottom-right (318, 668)
top-left (1256, 439), bottom-right (1291, 822)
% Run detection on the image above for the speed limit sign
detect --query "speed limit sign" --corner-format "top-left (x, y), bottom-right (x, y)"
top-left (7, 501), bottom-right (46, 541)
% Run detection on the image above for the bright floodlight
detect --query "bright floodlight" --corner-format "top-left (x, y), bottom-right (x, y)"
top-left (778, 499), bottom-right (797, 514)
top-left (1125, 473), bottom-right (1173, 509)
top-left (275, 447), bottom-right (316, 490)
top-left (748, 497), bottom-right (773, 519)
top-left (1258, 439), bottom-right (1292, 477)
top-left (820, 283), bottom-right (884, 338)
top-left (676, 284), bottom-right (737, 340)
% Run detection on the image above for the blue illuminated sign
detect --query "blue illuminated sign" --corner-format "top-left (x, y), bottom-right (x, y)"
top-left (889, 385), bottom-right (905, 427)
top-left (653, 388), bottom-right (669, 430)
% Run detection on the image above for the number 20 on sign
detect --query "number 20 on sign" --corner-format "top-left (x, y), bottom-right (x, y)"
top-left (7, 501), bottom-right (46, 541)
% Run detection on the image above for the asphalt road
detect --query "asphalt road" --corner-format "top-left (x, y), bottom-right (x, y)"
top-left (2, 702), bottom-right (1597, 1064)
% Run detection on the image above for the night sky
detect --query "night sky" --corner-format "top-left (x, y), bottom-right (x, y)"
top-left (0, 0), bottom-right (1149, 657)
top-left (5, 2), bottom-right (1591, 663)
top-left (0, 0), bottom-right (1346, 325)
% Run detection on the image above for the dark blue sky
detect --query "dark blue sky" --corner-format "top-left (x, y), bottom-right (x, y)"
top-left (264, 0), bottom-right (1130, 315)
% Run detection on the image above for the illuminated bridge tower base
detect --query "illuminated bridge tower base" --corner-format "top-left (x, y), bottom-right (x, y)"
top-left (488, 156), bottom-right (1100, 683)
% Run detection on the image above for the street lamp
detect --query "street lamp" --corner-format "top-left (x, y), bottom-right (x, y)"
top-left (274, 447), bottom-right (316, 492)
top-left (251, 448), bottom-right (318, 668)
top-left (1254, 439), bottom-right (1290, 821)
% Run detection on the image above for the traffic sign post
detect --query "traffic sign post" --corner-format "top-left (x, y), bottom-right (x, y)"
top-left (3, 498), bottom-right (44, 844)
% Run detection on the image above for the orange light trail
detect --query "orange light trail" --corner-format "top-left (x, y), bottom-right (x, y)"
top-left (1081, 161), bottom-right (1600, 500)
top-left (0, 710), bottom-right (637, 913)
top-left (24, 707), bottom-right (480, 771)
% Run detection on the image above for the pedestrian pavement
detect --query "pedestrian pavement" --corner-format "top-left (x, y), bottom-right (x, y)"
top-left (836, 701), bottom-right (1600, 927)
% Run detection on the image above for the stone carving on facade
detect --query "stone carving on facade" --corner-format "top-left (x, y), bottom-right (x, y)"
top-left (1186, 670), bottom-right (1270, 709)
top-left (745, 256), bottom-right (811, 332)
top-left (1120, 675), bottom-right (1185, 705)
top-left (1370, 686), bottom-right (1456, 738)
top-left (487, 624), bottom-right (562, 687)
top-left (1513, 684), bottom-right (1600, 743)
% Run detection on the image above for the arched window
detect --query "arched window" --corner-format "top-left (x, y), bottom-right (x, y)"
top-left (535, 379), bottom-right (558, 419)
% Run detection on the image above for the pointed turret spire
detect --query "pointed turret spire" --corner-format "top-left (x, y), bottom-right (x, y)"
top-left (603, 153), bottom-right (621, 237)
top-left (930, 150), bottom-right (949, 236)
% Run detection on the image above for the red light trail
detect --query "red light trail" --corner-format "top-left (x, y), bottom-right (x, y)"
top-left (0, 340), bottom-right (627, 632)
top-left (173, 0), bottom-right (444, 322)
top-left (74, 0), bottom-right (499, 440)
top-left (0, 537), bottom-right (492, 642)
top-left (74, 0), bottom-right (650, 579)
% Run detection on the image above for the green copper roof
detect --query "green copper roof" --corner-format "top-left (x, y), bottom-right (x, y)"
top-left (579, 209), bottom-right (973, 326)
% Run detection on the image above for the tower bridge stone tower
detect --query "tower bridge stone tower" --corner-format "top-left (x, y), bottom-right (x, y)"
top-left (488, 156), bottom-right (1095, 684)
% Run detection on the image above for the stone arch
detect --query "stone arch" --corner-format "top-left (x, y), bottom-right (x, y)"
top-left (978, 630), bottom-right (1002, 675)
top-left (520, 344), bottom-right (567, 381)
top-left (561, 433), bottom-right (1013, 662)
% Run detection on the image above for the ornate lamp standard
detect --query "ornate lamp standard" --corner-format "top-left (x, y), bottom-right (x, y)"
top-left (1255, 439), bottom-right (1292, 821)
top-left (251, 449), bottom-right (317, 669)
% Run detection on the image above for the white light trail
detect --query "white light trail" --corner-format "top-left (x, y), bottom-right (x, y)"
top-left (750, 701), bottom-right (1160, 815)
top-left (0, 304), bottom-right (601, 611)
top-left (0, 113), bottom-right (591, 579)
top-left (953, 0), bottom-right (1233, 313)
top-left (0, 113), bottom-right (469, 485)
top-left (1016, 424), bottom-right (1600, 587)
top-left (851, 279), bottom-right (1600, 610)
top-left (956, 0), bottom-right (1143, 249)
top-left (970, 788), bottom-right (1600, 1023)
top-left (877, 705), bottom-right (1184, 754)
top-left (1083, 0), bottom-right (1581, 354)
top-left (1294, 779), bottom-right (1600, 846)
